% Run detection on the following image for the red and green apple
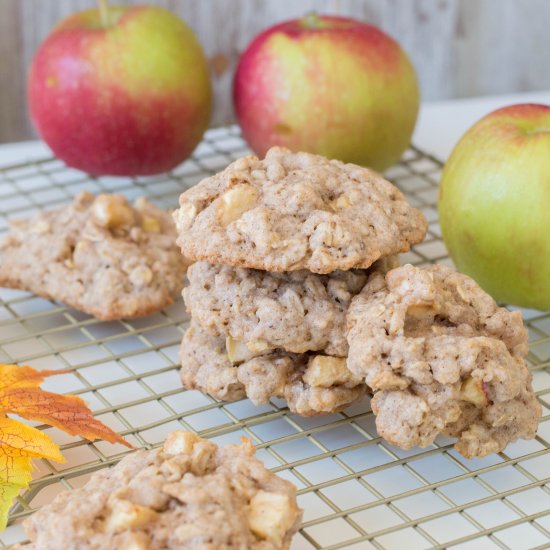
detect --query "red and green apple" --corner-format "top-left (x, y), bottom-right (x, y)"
top-left (439, 103), bottom-right (550, 310)
top-left (233, 14), bottom-right (419, 171)
top-left (28, 4), bottom-right (211, 176)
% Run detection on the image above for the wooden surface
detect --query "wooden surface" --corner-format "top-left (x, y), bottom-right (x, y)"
top-left (2, 0), bottom-right (550, 143)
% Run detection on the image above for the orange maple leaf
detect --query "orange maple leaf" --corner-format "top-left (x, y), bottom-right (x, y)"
top-left (0, 363), bottom-right (132, 529)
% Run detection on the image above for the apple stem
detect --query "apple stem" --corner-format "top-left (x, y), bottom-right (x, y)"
top-left (98, 0), bottom-right (110, 27)
top-left (302, 12), bottom-right (321, 29)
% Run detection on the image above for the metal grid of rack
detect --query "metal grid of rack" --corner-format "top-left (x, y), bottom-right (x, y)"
top-left (0, 126), bottom-right (548, 549)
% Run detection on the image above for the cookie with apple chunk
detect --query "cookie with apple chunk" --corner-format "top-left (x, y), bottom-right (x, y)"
top-left (15, 431), bottom-right (302, 550)
top-left (184, 256), bottom-right (398, 358)
top-left (346, 263), bottom-right (541, 458)
top-left (173, 147), bottom-right (427, 274)
top-left (180, 321), bottom-right (367, 416)
top-left (0, 191), bottom-right (186, 320)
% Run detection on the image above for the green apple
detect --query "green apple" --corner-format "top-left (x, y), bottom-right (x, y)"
top-left (233, 14), bottom-right (419, 171)
top-left (439, 103), bottom-right (550, 310)
top-left (28, 4), bottom-right (211, 176)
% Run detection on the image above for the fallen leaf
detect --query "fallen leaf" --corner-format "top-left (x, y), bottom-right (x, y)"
top-left (0, 484), bottom-right (22, 531)
top-left (0, 363), bottom-right (132, 530)
top-left (0, 366), bottom-right (129, 446)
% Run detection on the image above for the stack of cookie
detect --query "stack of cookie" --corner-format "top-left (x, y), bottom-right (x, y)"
top-left (173, 147), bottom-right (541, 458)
top-left (173, 147), bottom-right (427, 416)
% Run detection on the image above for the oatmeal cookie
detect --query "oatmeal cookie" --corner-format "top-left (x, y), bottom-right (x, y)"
top-left (184, 257), bottom-right (398, 357)
top-left (18, 431), bottom-right (302, 549)
top-left (180, 322), bottom-right (366, 416)
top-left (173, 147), bottom-right (427, 273)
top-left (0, 191), bottom-right (187, 320)
top-left (346, 264), bottom-right (541, 458)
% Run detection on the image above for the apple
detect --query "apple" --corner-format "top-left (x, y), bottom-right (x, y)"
top-left (28, 4), bottom-right (211, 176)
top-left (233, 14), bottom-right (419, 171)
top-left (439, 103), bottom-right (550, 310)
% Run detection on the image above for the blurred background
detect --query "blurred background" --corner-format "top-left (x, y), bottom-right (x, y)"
top-left (1, 0), bottom-right (550, 143)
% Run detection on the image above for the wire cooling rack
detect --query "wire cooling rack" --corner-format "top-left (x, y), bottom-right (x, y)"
top-left (0, 126), bottom-right (548, 549)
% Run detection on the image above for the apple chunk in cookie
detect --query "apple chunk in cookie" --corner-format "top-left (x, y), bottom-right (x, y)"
top-left (0, 191), bottom-right (187, 320)
top-left (180, 322), bottom-right (366, 416)
top-left (346, 264), bottom-right (541, 458)
top-left (16, 431), bottom-right (302, 550)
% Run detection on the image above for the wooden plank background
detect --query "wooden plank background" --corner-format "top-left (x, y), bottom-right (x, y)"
top-left (1, 0), bottom-right (550, 143)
